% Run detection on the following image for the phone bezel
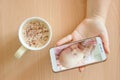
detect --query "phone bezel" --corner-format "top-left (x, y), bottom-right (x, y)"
top-left (50, 37), bottom-right (107, 72)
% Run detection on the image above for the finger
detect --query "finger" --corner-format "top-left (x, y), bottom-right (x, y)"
top-left (56, 34), bottom-right (73, 46)
top-left (78, 66), bottom-right (85, 72)
top-left (99, 32), bottom-right (110, 54)
top-left (72, 30), bottom-right (83, 41)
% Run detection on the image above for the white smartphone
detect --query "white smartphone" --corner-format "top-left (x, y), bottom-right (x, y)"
top-left (50, 37), bottom-right (107, 72)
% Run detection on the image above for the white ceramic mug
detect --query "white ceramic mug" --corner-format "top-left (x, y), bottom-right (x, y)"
top-left (15, 17), bottom-right (52, 59)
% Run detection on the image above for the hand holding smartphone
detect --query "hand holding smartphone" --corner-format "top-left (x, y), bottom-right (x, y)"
top-left (50, 37), bottom-right (107, 72)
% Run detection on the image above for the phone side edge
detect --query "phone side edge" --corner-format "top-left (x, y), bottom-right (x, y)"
top-left (49, 48), bottom-right (59, 72)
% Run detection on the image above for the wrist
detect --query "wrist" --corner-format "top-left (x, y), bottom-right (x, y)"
top-left (85, 16), bottom-right (105, 23)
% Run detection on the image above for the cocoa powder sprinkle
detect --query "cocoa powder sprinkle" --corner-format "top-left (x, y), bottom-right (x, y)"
top-left (22, 20), bottom-right (49, 48)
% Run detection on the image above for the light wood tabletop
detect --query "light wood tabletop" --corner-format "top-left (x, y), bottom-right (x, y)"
top-left (0, 0), bottom-right (120, 80)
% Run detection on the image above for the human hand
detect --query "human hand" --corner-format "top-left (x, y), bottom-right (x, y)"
top-left (56, 17), bottom-right (110, 72)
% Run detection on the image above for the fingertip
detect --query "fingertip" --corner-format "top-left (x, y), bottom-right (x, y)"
top-left (105, 45), bottom-right (110, 54)
top-left (99, 34), bottom-right (110, 54)
top-left (78, 67), bottom-right (85, 72)
top-left (102, 41), bottom-right (110, 54)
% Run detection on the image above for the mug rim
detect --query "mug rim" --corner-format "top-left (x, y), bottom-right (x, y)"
top-left (18, 17), bottom-right (52, 50)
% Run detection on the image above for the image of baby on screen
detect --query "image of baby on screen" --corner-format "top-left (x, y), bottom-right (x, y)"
top-left (54, 38), bottom-right (98, 70)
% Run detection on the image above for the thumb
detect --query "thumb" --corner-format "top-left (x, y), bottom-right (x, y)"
top-left (56, 34), bottom-right (73, 46)
top-left (99, 32), bottom-right (110, 54)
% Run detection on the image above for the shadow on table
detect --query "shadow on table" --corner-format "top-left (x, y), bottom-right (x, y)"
top-left (0, 34), bottom-right (53, 80)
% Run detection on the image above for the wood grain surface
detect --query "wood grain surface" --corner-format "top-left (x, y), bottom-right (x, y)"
top-left (0, 0), bottom-right (120, 80)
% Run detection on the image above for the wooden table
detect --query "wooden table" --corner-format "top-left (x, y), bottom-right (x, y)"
top-left (0, 0), bottom-right (120, 80)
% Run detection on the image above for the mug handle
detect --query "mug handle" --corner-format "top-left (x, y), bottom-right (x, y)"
top-left (15, 46), bottom-right (27, 59)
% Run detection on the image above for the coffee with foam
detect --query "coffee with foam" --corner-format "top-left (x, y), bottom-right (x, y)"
top-left (22, 20), bottom-right (50, 48)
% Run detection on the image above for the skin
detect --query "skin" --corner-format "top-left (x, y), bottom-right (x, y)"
top-left (57, 0), bottom-right (111, 72)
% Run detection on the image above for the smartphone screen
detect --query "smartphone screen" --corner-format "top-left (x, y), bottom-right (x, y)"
top-left (50, 37), bottom-right (107, 72)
